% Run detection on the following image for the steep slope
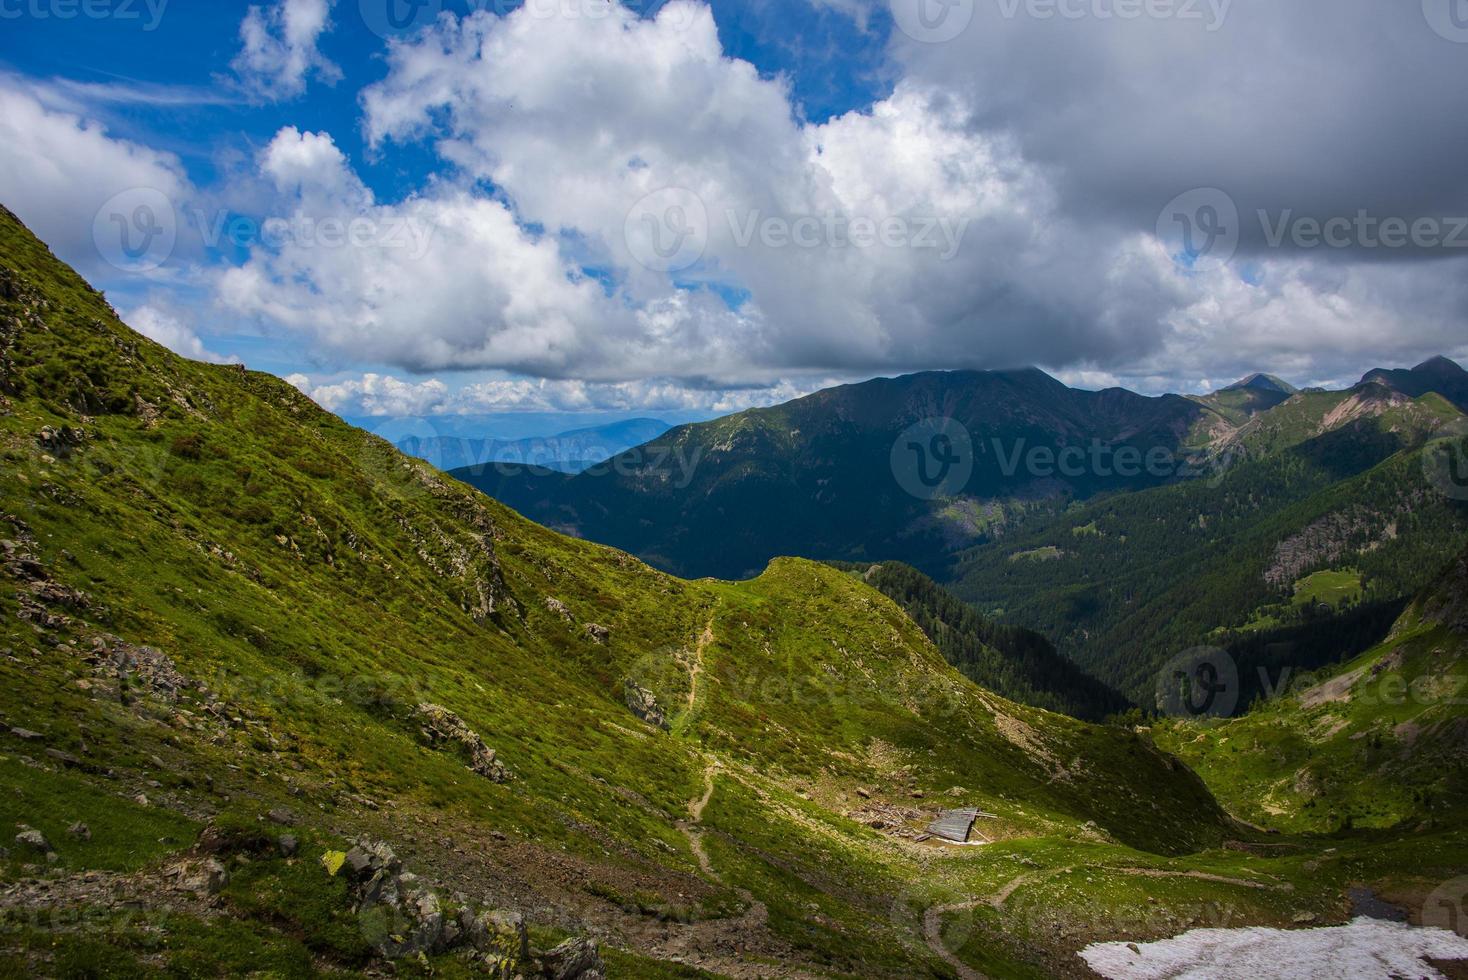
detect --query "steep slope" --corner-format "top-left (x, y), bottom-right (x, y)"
top-left (1156, 544), bottom-right (1468, 834)
top-left (0, 207), bottom-right (1261, 976)
top-left (829, 561), bottom-right (1132, 722)
top-left (458, 369), bottom-right (1222, 580)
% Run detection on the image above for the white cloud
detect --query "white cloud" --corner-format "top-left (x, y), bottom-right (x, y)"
top-left (0, 82), bottom-right (189, 273)
top-left (124, 305), bottom-right (238, 365)
top-left (322, 4), bottom-right (1138, 377)
top-left (232, 0), bottom-right (341, 101)
top-left (185, 0), bottom-right (1457, 401)
top-left (292, 371), bottom-right (828, 417)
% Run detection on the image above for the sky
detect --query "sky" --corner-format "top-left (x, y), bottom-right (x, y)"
top-left (2, 0), bottom-right (1467, 432)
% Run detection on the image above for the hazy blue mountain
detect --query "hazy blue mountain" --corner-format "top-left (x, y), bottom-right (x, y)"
top-left (386, 418), bottom-right (672, 474)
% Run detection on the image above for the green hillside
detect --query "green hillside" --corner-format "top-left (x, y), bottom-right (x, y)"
top-left (828, 562), bottom-right (1132, 722)
top-left (1155, 544), bottom-right (1468, 834)
top-left (458, 368), bottom-right (1229, 581)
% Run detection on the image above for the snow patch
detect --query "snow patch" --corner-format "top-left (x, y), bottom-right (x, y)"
top-left (1080, 917), bottom-right (1468, 979)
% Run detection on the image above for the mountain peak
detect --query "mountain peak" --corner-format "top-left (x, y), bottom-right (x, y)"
top-left (1220, 373), bottom-right (1297, 395)
top-left (1412, 355), bottom-right (1466, 376)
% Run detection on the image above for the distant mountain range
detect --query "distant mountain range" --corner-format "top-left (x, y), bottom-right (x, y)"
top-left (458, 368), bottom-right (1225, 579)
top-left (459, 359), bottom-right (1468, 582)
top-left (388, 418), bottom-right (671, 474)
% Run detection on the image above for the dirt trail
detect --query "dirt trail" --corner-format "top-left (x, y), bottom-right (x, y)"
top-left (683, 761), bottom-right (721, 877)
top-left (684, 616), bottom-right (716, 715)
top-left (656, 759), bottom-right (828, 978)
top-left (923, 901), bottom-right (990, 980)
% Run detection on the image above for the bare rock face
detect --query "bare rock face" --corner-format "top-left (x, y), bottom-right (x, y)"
top-left (414, 703), bottom-right (512, 782)
top-left (623, 679), bottom-right (669, 731)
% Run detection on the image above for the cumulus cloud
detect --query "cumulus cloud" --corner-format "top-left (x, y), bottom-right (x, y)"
top-left (351, 2), bottom-right (1468, 392)
top-left (217, 126), bottom-right (736, 379)
top-left (124, 305), bottom-right (239, 365)
top-left (0, 81), bottom-right (189, 274)
top-left (231, 0), bottom-right (341, 100)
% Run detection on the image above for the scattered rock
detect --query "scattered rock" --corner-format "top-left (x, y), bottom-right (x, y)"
top-left (14, 828), bottom-right (51, 853)
top-left (584, 624), bottom-right (611, 645)
top-left (855, 787), bottom-right (872, 799)
top-left (44, 748), bottom-right (81, 767)
top-left (623, 679), bottom-right (669, 731)
top-left (66, 822), bottom-right (90, 842)
top-left (541, 936), bottom-right (607, 980)
top-left (415, 703), bottom-right (512, 783)
top-left (1292, 911), bottom-right (1318, 925)
top-left (267, 808), bottom-right (297, 826)
top-left (9, 727), bottom-right (43, 741)
top-left (545, 597), bottom-right (573, 622)
top-left (168, 857), bottom-right (230, 897)
top-left (277, 834), bottom-right (299, 858)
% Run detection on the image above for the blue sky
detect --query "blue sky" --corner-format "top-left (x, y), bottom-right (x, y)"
top-left (1, 0), bottom-right (1466, 431)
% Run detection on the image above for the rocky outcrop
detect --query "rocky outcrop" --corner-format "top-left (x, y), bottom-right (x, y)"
top-left (623, 679), bottom-right (669, 731)
top-left (331, 838), bottom-right (531, 972)
top-left (415, 703), bottom-right (512, 782)
top-left (541, 936), bottom-right (607, 979)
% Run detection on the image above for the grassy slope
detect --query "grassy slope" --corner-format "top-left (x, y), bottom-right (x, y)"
top-left (1155, 547), bottom-right (1468, 835)
top-left (827, 561), bottom-right (1132, 722)
top-left (0, 207), bottom-right (1269, 976)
